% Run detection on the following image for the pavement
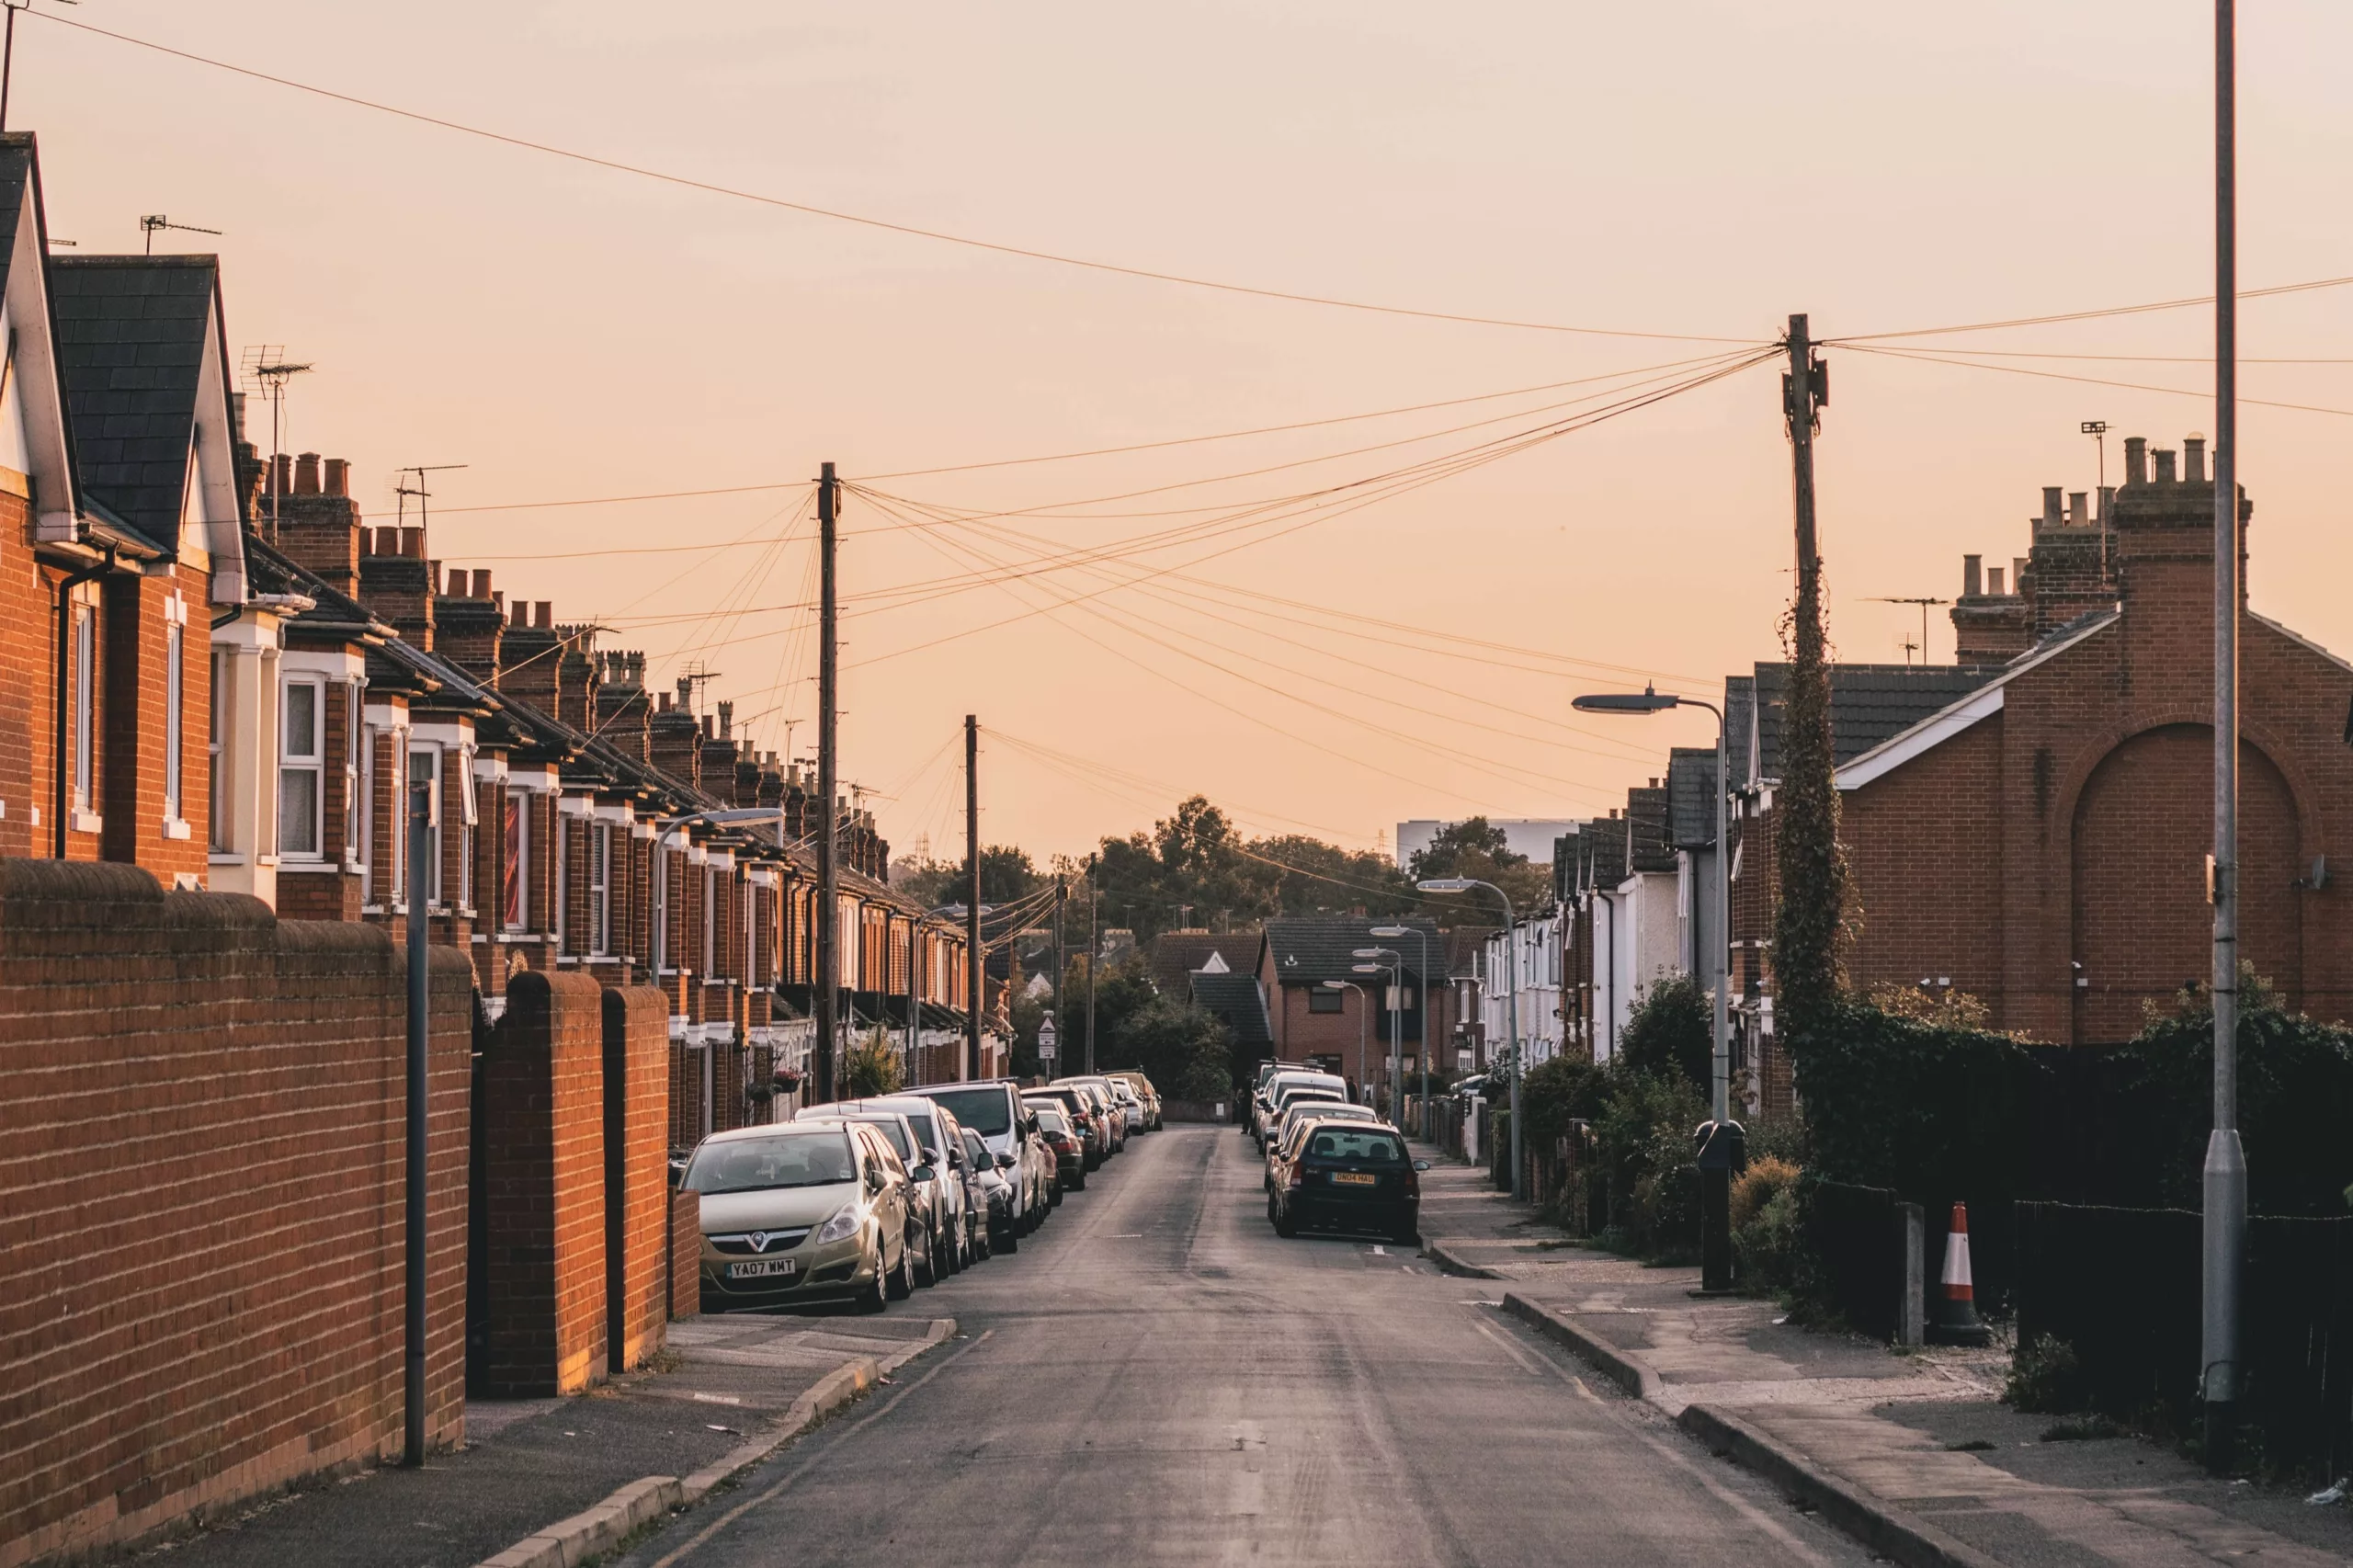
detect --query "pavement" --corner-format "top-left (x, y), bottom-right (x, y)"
top-left (136, 1284), bottom-right (952, 1567)
top-left (1421, 1142), bottom-right (2353, 1568)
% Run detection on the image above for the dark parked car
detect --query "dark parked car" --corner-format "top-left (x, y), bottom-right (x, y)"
top-left (1026, 1101), bottom-right (1087, 1192)
top-left (1027, 1085), bottom-right (1108, 1168)
top-left (1268, 1125), bottom-right (1427, 1245)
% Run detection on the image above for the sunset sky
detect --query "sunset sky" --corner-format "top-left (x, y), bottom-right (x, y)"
top-left (17, 0), bottom-right (2350, 859)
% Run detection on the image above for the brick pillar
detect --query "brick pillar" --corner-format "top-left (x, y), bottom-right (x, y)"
top-left (668, 1189), bottom-right (702, 1322)
top-left (480, 970), bottom-right (608, 1396)
top-left (603, 985), bottom-right (672, 1373)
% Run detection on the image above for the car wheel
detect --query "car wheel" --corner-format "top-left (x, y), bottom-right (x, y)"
top-left (975, 1223), bottom-right (993, 1262)
top-left (1069, 1166), bottom-right (1086, 1192)
top-left (944, 1228), bottom-right (961, 1276)
top-left (1274, 1204), bottom-right (1298, 1239)
top-left (997, 1214), bottom-right (1020, 1254)
top-left (887, 1235), bottom-right (915, 1300)
top-left (1050, 1180), bottom-right (1064, 1208)
top-left (1265, 1193), bottom-right (1279, 1226)
top-left (854, 1246), bottom-right (887, 1314)
top-left (913, 1227), bottom-right (938, 1290)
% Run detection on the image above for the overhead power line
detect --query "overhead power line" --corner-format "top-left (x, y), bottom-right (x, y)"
top-left (1841, 343), bottom-right (2353, 419)
top-left (1827, 272), bottom-right (2353, 344)
top-left (35, 11), bottom-right (1753, 345)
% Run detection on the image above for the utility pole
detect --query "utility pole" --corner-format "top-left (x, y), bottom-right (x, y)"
top-left (965, 715), bottom-right (983, 1081)
top-left (813, 461), bottom-right (839, 1105)
top-left (1787, 313), bottom-right (1824, 609)
top-left (1086, 854), bottom-right (1098, 1074)
top-left (1053, 875), bottom-right (1067, 1076)
top-left (403, 763), bottom-right (430, 1465)
top-left (2203, 0), bottom-right (2246, 1474)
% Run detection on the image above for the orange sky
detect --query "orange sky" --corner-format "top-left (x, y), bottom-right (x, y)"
top-left (17, 1), bottom-right (2351, 859)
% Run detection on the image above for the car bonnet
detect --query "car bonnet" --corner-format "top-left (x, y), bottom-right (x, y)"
top-left (698, 1178), bottom-right (862, 1234)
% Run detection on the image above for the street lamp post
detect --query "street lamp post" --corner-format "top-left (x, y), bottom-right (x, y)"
top-left (1573, 684), bottom-right (1739, 1292)
top-left (1322, 980), bottom-right (1371, 1100)
top-left (1417, 877), bottom-right (1520, 1200)
top-left (1351, 949), bottom-right (1401, 1121)
top-left (1371, 925), bottom-right (1433, 1138)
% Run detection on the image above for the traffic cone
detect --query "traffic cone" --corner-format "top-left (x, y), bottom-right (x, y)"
top-left (1928, 1202), bottom-right (1993, 1346)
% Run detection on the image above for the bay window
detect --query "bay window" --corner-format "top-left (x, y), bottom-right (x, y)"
top-left (278, 676), bottom-right (324, 858)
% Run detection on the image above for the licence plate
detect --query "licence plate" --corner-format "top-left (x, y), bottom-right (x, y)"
top-left (729, 1258), bottom-right (798, 1279)
top-left (1332, 1172), bottom-right (1377, 1187)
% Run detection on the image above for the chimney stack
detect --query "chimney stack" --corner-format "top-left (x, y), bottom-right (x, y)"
top-left (1962, 554), bottom-right (1983, 597)
top-left (293, 453), bottom-right (322, 495)
top-left (2185, 435), bottom-right (2207, 483)
top-left (323, 458), bottom-right (349, 497)
top-left (2124, 437), bottom-right (2148, 485)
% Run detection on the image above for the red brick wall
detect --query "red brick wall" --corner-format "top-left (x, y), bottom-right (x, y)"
top-left (602, 986), bottom-right (671, 1374)
top-left (478, 970), bottom-right (608, 1397)
top-left (0, 492), bottom-right (45, 862)
top-left (0, 858), bottom-right (472, 1566)
top-left (1840, 714), bottom-right (2006, 1008)
top-left (667, 1189), bottom-right (701, 1322)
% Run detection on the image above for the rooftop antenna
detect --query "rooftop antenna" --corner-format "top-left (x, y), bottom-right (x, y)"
top-left (394, 464), bottom-right (468, 547)
top-left (140, 214), bottom-right (221, 256)
top-left (2083, 418), bottom-right (2114, 575)
top-left (1, 0), bottom-right (76, 135)
top-left (1866, 597), bottom-right (1949, 665)
top-left (676, 662), bottom-right (721, 718)
top-left (241, 347), bottom-right (313, 530)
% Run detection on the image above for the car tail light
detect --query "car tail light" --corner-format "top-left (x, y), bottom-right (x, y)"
top-left (1287, 1165), bottom-right (1304, 1189)
top-left (1404, 1165), bottom-right (1421, 1198)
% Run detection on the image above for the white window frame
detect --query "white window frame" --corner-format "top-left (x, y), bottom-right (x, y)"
top-left (278, 674), bottom-right (327, 861)
top-left (504, 790), bottom-right (530, 932)
top-left (409, 742), bottom-right (443, 907)
top-left (651, 842), bottom-right (667, 967)
top-left (162, 600), bottom-right (185, 829)
top-left (552, 810), bottom-right (568, 954)
top-left (343, 680), bottom-right (364, 866)
top-left (702, 866), bottom-right (716, 977)
top-left (588, 822), bottom-right (611, 956)
top-left (207, 648), bottom-right (227, 853)
top-left (70, 599), bottom-right (95, 813)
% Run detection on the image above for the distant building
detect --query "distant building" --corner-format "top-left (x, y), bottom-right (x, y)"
top-left (1394, 818), bottom-right (1581, 870)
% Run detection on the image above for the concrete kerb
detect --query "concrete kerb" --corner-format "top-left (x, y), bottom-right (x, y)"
top-left (1675, 1404), bottom-right (2004, 1568)
top-left (472, 1318), bottom-right (956, 1568)
top-left (1499, 1292), bottom-right (1663, 1401)
top-left (1423, 1239), bottom-right (1502, 1279)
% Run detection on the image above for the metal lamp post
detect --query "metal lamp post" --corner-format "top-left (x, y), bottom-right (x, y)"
top-left (1417, 877), bottom-right (1520, 1200)
top-left (1351, 949), bottom-right (1401, 1121)
top-left (1322, 980), bottom-right (1371, 1101)
top-left (1573, 684), bottom-right (1737, 1290)
top-left (1371, 925), bottom-right (1433, 1138)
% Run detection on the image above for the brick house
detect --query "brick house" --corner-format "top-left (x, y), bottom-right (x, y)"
top-left (1256, 915), bottom-right (1452, 1097)
top-left (1714, 437), bottom-right (2353, 1113)
top-left (0, 137), bottom-right (241, 886)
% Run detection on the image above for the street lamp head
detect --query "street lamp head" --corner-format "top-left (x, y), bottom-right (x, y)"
top-left (1322, 979), bottom-right (1348, 990)
top-left (1572, 682), bottom-right (1680, 715)
top-left (1349, 947), bottom-right (1392, 960)
top-left (1369, 926), bottom-right (1411, 937)
top-left (1350, 963), bottom-right (1381, 974)
top-left (1415, 877), bottom-right (1475, 892)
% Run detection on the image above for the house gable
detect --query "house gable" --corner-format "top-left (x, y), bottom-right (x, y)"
top-left (0, 135), bottom-right (79, 539)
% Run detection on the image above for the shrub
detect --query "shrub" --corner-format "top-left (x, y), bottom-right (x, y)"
top-left (1734, 1183), bottom-right (1807, 1296)
top-left (1730, 1155), bottom-right (1801, 1231)
top-left (2006, 1334), bottom-right (2084, 1414)
top-left (844, 1028), bottom-right (904, 1097)
top-left (1618, 973), bottom-right (1712, 1095)
top-left (1597, 1067), bottom-right (1707, 1252)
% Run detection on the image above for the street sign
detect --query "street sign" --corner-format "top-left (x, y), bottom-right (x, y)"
top-left (1037, 1015), bottom-right (1057, 1063)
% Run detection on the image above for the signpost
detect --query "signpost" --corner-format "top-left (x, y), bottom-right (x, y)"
top-left (1037, 1014), bottom-right (1058, 1070)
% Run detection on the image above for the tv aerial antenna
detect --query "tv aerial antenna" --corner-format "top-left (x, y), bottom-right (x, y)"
top-left (1866, 597), bottom-right (1949, 665)
top-left (394, 464), bottom-right (468, 540)
top-left (140, 214), bottom-right (220, 255)
top-left (240, 348), bottom-right (313, 527)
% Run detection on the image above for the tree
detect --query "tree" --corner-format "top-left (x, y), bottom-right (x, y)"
top-left (1406, 815), bottom-right (1550, 917)
top-left (892, 844), bottom-right (1039, 910)
top-left (1095, 796), bottom-right (1279, 940)
top-left (1250, 833), bottom-right (1416, 918)
top-left (1617, 974), bottom-right (1712, 1094)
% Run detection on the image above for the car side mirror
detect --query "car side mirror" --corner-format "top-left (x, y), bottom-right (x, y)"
top-left (864, 1167), bottom-right (885, 1192)
top-left (912, 1164), bottom-right (938, 1184)
top-left (995, 1152), bottom-right (1017, 1170)
top-left (1413, 1160), bottom-right (1431, 1171)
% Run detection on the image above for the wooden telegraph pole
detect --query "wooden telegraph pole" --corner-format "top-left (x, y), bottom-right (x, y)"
top-left (965, 716), bottom-right (983, 1080)
top-left (813, 462), bottom-right (839, 1104)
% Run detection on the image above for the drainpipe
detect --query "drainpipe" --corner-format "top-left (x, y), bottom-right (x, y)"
top-left (1594, 889), bottom-right (1619, 1059)
top-left (53, 546), bottom-right (116, 858)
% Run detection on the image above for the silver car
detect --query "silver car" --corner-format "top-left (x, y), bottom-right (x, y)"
top-left (685, 1120), bottom-right (919, 1313)
top-left (903, 1081), bottom-right (1052, 1249)
top-left (838, 1095), bottom-right (972, 1276)
top-left (794, 1104), bottom-right (946, 1287)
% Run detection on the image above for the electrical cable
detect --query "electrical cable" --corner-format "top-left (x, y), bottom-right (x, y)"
top-left (1825, 272), bottom-right (2353, 344)
top-left (33, 10), bottom-right (1758, 345)
top-left (1838, 343), bottom-right (2353, 419)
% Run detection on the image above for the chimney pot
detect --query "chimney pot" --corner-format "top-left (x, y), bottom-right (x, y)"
top-left (718, 699), bottom-right (733, 740)
top-left (400, 527), bottom-right (424, 559)
top-left (702, 715), bottom-right (715, 740)
top-left (428, 558), bottom-right (442, 590)
top-left (2185, 435), bottom-right (2207, 483)
top-left (1963, 553), bottom-right (1983, 597)
top-left (2154, 448), bottom-right (2177, 483)
top-left (293, 453), bottom-right (322, 494)
top-left (2124, 436), bottom-right (2148, 485)
top-left (270, 453), bottom-right (292, 498)
top-left (323, 457), bottom-right (349, 496)
top-left (2013, 557), bottom-right (2028, 590)
top-left (2041, 486), bottom-right (2063, 528)
top-left (509, 601), bottom-right (528, 628)
top-left (2067, 491), bottom-right (2087, 526)
top-left (491, 590), bottom-right (505, 615)
top-left (472, 569), bottom-right (493, 599)
top-left (373, 527), bottom-right (396, 556)
top-left (658, 691), bottom-right (671, 712)
top-left (534, 600), bottom-right (552, 630)
top-left (1988, 567), bottom-right (2006, 595)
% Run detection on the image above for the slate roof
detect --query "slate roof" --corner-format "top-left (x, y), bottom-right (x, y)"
top-left (1736, 663), bottom-right (2001, 788)
top-left (49, 256), bottom-right (222, 553)
top-left (1666, 746), bottom-right (1720, 848)
top-left (1261, 915), bottom-right (1445, 987)
top-left (1190, 971), bottom-right (1272, 1048)
top-left (1724, 676), bottom-right (1756, 791)
top-left (1578, 816), bottom-right (1628, 892)
top-left (1149, 930), bottom-right (1259, 995)
top-left (1626, 783), bottom-right (1675, 873)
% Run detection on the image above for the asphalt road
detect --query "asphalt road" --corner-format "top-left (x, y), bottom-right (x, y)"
top-left (616, 1124), bottom-right (1876, 1568)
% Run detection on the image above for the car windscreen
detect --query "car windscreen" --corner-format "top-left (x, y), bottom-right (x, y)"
top-left (685, 1131), bottom-right (856, 1194)
top-left (1033, 1108), bottom-right (1071, 1133)
top-left (1304, 1130), bottom-right (1407, 1165)
top-left (847, 1117), bottom-right (915, 1160)
top-left (962, 1129), bottom-right (992, 1165)
top-left (1275, 1085), bottom-right (1345, 1110)
top-left (870, 1103), bottom-right (943, 1156)
top-left (923, 1086), bottom-right (1012, 1137)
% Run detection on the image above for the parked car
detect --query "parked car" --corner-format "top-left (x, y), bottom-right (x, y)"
top-left (1258, 1071), bottom-right (1349, 1151)
top-left (903, 1080), bottom-right (1054, 1244)
top-left (956, 1125), bottom-right (1007, 1259)
top-left (682, 1120), bottom-right (920, 1314)
top-left (1246, 1061), bottom-right (1306, 1135)
top-left (1107, 1080), bottom-right (1147, 1134)
top-left (832, 1095), bottom-right (972, 1276)
top-left (793, 1103), bottom-right (947, 1287)
top-left (1105, 1070), bottom-right (1162, 1130)
top-left (1264, 1101), bottom-right (1383, 1192)
top-left (1268, 1123), bottom-right (1427, 1245)
top-left (1051, 1076), bottom-right (1128, 1153)
top-left (1027, 1084), bottom-right (1109, 1167)
top-left (1026, 1102), bottom-right (1086, 1193)
top-left (930, 1104), bottom-right (989, 1265)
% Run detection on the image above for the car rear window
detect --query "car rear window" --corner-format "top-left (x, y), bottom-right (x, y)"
top-left (1034, 1108), bottom-right (1070, 1133)
top-left (849, 1117), bottom-right (915, 1159)
top-left (1306, 1131), bottom-right (1407, 1164)
top-left (921, 1086), bottom-right (1012, 1136)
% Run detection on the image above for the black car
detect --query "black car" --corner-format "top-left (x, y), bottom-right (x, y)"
top-left (1269, 1125), bottom-right (1427, 1245)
